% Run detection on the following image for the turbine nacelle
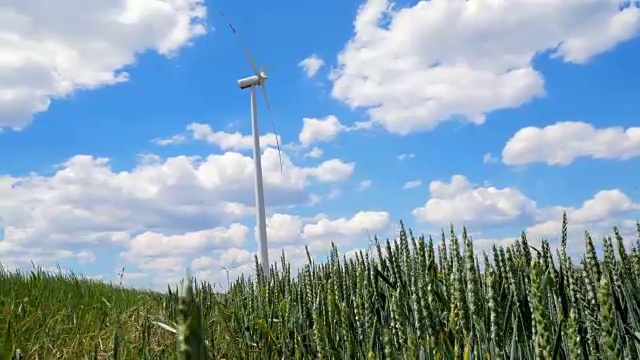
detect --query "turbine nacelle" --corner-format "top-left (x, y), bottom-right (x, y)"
top-left (237, 72), bottom-right (268, 89)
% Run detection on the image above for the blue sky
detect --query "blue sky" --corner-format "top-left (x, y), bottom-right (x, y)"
top-left (1, 0), bottom-right (639, 290)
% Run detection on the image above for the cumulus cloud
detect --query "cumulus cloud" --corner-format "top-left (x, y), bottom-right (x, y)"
top-left (483, 152), bottom-right (499, 164)
top-left (265, 214), bottom-right (305, 244)
top-left (304, 147), bottom-right (324, 159)
top-left (121, 224), bottom-right (249, 266)
top-left (133, 210), bottom-right (390, 288)
top-left (480, 191), bottom-right (640, 260)
top-left (331, 0), bottom-right (640, 135)
top-left (310, 159), bottom-right (355, 182)
top-left (298, 115), bottom-right (347, 147)
top-left (265, 211), bottom-right (390, 249)
top-left (0, 0), bottom-right (207, 130)
top-left (502, 121), bottom-right (640, 166)
top-left (412, 174), bottom-right (640, 259)
top-left (154, 122), bottom-right (281, 151)
top-left (162, 116), bottom-right (357, 152)
top-left (403, 180), bottom-right (422, 189)
top-left (181, 209), bottom-right (391, 290)
top-left (0, 240), bottom-right (93, 270)
top-left (357, 179), bottom-right (373, 191)
top-left (299, 54), bottom-right (325, 77)
top-left (527, 190), bottom-right (639, 238)
top-left (412, 175), bottom-right (539, 227)
top-left (0, 149), bottom-right (355, 268)
top-left (301, 211), bottom-right (391, 250)
top-left (0, 143), bottom-right (362, 290)
top-left (152, 134), bottom-right (187, 146)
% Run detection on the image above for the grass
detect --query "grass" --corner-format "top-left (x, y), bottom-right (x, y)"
top-left (2, 214), bottom-right (640, 359)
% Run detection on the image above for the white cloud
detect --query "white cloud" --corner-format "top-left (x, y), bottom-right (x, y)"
top-left (502, 121), bottom-right (640, 166)
top-left (331, 0), bottom-right (640, 135)
top-left (412, 175), bottom-right (539, 227)
top-left (357, 179), bottom-right (373, 191)
top-left (202, 210), bottom-right (391, 287)
top-left (299, 54), bottom-right (325, 77)
top-left (263, 210), bottom-right (391, 255)
top-left (156, 122), bottom-right (281, 151)
top-left (527, 190), bottom-right (639, 238)
top-left (151, 134), bottom-right (187, 146)
top-left (121, 224), bottom-right (249, 265)
top-left (398, 153), bottom-right (416, 161)
top-left (187, 123), bottom-right (281, 151)
top-left (0, 149), bottom-right (355, 270)
top-left (483, 152), bottom-right (499, 164)
top-left (304, 147), bottom-right (324, 158)
top-left (266, 214), bottom-right (304, 244)
top-left (0, 240), bottom-right (93, 270)
top-left (412, 174), bottom-right (640, 259)
top-left (129, 210), bottom-right (390, 288)
top-left (301, 211), bottom-right (391, 250)
top-left (299, 115), bottom-right (346, 147)
top-left (571, 189), bottom-right (637, 223)
top-left (310, 159), bottom-right (355, 182)
top-left (403, 180), bottom-right (422, 189)
top-left (523, 190), bottom-right (639, 259)
top-left (0, 0), bottom-right (207, 130)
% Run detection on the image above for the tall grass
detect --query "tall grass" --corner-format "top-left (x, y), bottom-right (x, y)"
top-left (2, 215), bottom-right (640, 359)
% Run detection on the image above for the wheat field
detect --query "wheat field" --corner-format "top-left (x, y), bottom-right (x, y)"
top-left (2, 214), bottom-right (640, 359)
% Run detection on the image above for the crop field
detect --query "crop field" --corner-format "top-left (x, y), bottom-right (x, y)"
top-left (2, 215), bottom-right (640, 359)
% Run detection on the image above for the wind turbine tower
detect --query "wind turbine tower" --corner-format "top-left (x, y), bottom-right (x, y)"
top-left (222, 11), bottom-right (283, 280)
top-left (238, 69), bottom-right (271, 279)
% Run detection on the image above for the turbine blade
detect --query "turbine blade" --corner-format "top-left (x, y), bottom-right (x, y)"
top-left (272, 123), bottom-right (283, 173)
top-left (261, 82), bottom-right (272, 111)
top-left (261, 83), bottom-right (283, 172)
top-left (219, 11), bottom-right (260, 76)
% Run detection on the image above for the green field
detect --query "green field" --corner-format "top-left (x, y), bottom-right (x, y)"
top-left (2, 216), bottom-right (640, 359)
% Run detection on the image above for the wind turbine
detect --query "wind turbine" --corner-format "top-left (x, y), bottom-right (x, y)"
top-left (221, 12), bottom-right (283, 280)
